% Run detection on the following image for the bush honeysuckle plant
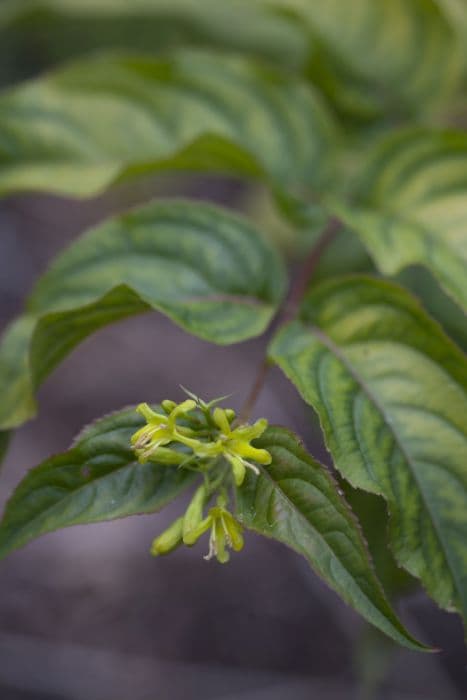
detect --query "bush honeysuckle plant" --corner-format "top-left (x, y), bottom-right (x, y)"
top-left (0, 0), bottom-right (467, 658)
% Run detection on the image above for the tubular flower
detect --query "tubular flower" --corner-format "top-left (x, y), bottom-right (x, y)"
top-left (212, 407), bottom-right (272, 485)
top-left (131, 399), bottom-right (200, 463)
top-left (183, 498), bottom-right (244, 564)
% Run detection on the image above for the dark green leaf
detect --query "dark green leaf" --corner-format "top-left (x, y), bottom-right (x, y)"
top-left (269, 276), bottom-right (467, 627)
top-left (237, 425), bottom-right (427, 651)
top-left (0, 406), bottom-right (195, 558)
top-left (0, 199), bottom-right (286, 430)
top-left (0, 49), bottom-right (335, 197)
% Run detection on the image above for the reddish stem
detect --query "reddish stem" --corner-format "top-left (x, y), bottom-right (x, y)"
top-left (239, 216), bottom-right (342, 422)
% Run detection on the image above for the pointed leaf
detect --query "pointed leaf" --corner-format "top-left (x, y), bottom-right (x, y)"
top-left (0, 199), bottom-right (286, 430)
top-left (237, 426), bottom-right (427, 651)
top-left (0, 406), bottom-right (196, 558)
top-left (0, 49), bottom-right (335, 197)
top-left (332, 130), bottom-right (467, 310)
top-left (269, 277), bottom-right (467, 628)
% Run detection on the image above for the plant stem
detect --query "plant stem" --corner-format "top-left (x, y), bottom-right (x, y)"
top-left (282, 216), bottom-right (342, 323)
top-left (239, 216), bottom-right (341, 422)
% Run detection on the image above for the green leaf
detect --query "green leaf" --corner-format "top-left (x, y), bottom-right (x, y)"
top-left (331, 129), bottom-right (467, 311)
top-left (0, 199), bottom-right (286, 430)
top-left (269, 276), bottom-right (467, 629)
top-left (237, 425), bottom-right (427, 651)
top-left (0, 49), bottom-right (335, 197)
top-left (269, 0), bottom-right (463, 119)
top-left (0, 406), bottom-right (196, 558)
top-left (0, 0), bottom-right (307, 83)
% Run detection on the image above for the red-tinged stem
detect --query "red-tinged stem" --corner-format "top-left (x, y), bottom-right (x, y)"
top-left (239, 216), bottom-right (342, 422)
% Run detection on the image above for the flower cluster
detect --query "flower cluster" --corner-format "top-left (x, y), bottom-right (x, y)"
top-left (131, 394), bottom-right (272, 564)
top-left (131, 397), bottom-right (271, 486)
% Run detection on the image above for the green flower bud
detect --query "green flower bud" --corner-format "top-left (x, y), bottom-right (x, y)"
top-left (161, 399), bottom-right (177, 414)
top-left (151, 517), bottom-right (184, 556)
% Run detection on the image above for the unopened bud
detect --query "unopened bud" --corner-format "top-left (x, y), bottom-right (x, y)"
top-left (151, 517), bottom-right (183, 556)
top-left (161, 400), bottom-right (177, 414)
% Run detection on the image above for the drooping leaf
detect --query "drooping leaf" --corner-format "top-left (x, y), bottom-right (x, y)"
top-left (0, 199), bottom-right (286, 430)
top-left (269, 277), bottom-right (467, 628)
top-left (0, 49), bottom-right (335, 197)
top-left (237, 425), bottom-right (427, 650)
top-left (331, 129), bottom-right (467, 311)
top-left (0, 0), bottom-right (308, 86)
top-left (262, 0), bottom-right (463, 119)
top-left (0, 406), bottom-right (196, 558)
